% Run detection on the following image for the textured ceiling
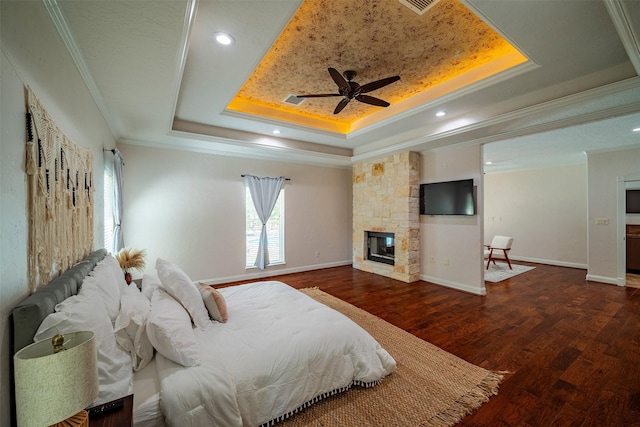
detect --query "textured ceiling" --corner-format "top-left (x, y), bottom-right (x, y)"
top-left (229, 0), bottom-right (527, 133)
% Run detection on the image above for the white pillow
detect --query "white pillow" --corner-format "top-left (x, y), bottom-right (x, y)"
top-left (86, 256), bottom-right (125, 321)
top-left (102, 255), bottom-right (129, 292)
top-left (146, 288), bottom-right (201, 367)
top-left (114, 283), bottom-right (154, 371)
top-left (141, 274), bottom-right (161, 301)
top-left (155, 258), bottom-right (210, 329)
top-left (35, 286), bottom-right (133, 405)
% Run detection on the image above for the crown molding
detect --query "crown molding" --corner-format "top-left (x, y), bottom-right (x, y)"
top-left (353, 77), bottom-right (640, 162)
top-left (42, 0), bottom-right (121, 139)
top-left (604, 0), bottom-right (640, 76)
top-left (166, 0), bottom-right (197, 135)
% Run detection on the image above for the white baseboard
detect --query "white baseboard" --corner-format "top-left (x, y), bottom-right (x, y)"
top-left (510, 256), bottom-right (587, 270)
top-left (420, 274), bottom-right (486, 296)
top-left (585, 274), bottom-right (621, 286)
top-left (200, 260), bottom-right (352, 285)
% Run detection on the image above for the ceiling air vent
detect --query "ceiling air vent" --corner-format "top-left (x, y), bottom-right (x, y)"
top-left (284, 94), bottom-right (305, 105)
top-left (399, 0), bottom-right (441, 15)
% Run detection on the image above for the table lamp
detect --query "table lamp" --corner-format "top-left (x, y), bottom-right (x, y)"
top-left (14, 331), bottom-right (99, 427)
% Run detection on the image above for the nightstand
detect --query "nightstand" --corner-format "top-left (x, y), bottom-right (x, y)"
top-left (88, 394), bottom-right (133, 427)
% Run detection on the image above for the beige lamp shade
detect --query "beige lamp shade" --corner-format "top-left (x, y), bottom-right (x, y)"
top-left (14, 331), bottom-right (99, 427)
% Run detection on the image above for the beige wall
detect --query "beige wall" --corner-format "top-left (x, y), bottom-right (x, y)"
top-left (1, 2), bottom-right (116, 424)
top-left (420, 144), bottom-right (485, 295)
top-left (118, 143), bottom-right (353, 283)
top-left (484, 163), bottom-right (588, 268)
top-left (587, 146), bottom-right (640, 284)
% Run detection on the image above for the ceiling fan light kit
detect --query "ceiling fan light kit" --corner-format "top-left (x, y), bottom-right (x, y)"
top-left (297, 68), bottom-right (400, 115)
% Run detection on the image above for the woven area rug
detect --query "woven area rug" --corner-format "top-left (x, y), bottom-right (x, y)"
top-left (485, 263), bottom-right (535, 283)
top-left (280, 288), bottom-right (504, 427)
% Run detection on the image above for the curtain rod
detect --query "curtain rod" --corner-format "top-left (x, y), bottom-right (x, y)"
top-left (241, 174), bottom-right (290, 181)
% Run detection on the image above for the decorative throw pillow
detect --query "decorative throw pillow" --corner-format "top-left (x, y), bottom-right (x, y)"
top-left (35, 286), bottom-right (133, 405)
top-left (198, 283), bottom-right (228, 323)
top-left (146, 288), bottom-right (201, 367)
top-left (155, 258), bottom-right (210, 329)
top-left (114, 283), bottom-right (154, 371)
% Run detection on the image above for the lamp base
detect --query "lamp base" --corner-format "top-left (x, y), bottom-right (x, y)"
top-left (51, 410), bottom-right (89, 427)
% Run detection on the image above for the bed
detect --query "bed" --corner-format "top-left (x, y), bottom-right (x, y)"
top-left (11, 250), bottom-right (396, 426)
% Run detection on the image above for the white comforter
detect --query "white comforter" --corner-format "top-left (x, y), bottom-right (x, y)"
top-left (155, 281), bottom-right (396, 426)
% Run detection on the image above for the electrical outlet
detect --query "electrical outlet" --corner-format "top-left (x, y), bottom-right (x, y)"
top-left (430, 256), bottom-right (436, 263)
top-left (314, 251), bottom-right (319, 258)
top-left (443, 258), bottom-right (449, 266)
top-left (595, 218), bottom-right (609, 225)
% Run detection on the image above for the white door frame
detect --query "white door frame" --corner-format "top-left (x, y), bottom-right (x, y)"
top-left (617, 176), bottom-right (640, 286)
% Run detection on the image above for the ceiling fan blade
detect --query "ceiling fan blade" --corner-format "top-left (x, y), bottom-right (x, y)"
top-left (297, 93), bottom-right (342, 98)
top-left (328, 68), bottom-right (350, 92)
top-left (333, 98), bottom-right (350, 114)
top-left (359, 76), bottom-right (400, 93)
top-left (356, 94), bottom-right (390, 107)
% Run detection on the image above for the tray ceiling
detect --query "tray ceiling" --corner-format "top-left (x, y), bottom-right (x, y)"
top-left (31, 0), bottom-right (640, 169)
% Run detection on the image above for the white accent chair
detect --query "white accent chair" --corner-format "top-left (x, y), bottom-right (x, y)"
top-left (484, 236), bottom-right (514, 270)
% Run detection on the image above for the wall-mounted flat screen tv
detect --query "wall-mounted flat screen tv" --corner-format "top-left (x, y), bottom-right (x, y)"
top-left (627, 190), bottom-right (640, 214)
top-left (420, 179), bottom-right (476, 216)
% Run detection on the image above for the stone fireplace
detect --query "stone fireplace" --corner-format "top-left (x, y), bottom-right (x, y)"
top-left (353, 152), bottom-right (420, 282)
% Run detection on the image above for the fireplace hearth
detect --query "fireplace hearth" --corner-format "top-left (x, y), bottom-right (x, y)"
top-left (367, 232), bottom-right (395, 265)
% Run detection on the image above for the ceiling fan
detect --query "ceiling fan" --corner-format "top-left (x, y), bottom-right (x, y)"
top-left (297, 68), bottom-right (400, 115)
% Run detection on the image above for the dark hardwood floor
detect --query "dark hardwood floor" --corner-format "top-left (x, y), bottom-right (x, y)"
top-left (219, 263), bottom-right (640, 426)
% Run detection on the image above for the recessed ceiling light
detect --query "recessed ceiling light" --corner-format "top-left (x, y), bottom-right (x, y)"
top-left (633, 127), bottom-right (640, 132)
top-left (435, 111), bottom-right (446, 117)
top-left (485, 161), bottom-right (493, 165)
top-left (272, 129), bottom-right (281, 135)
top-left (214, 32), bottom-right (235, 45)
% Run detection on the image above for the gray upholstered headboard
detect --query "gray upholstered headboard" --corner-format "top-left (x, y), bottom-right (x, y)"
top-left (11, 248), bottom-right (108, 354)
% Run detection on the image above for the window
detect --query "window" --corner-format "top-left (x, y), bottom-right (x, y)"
top-left (246, 188), bottom-right (285, 267)
top-left (104, 168), bottom-right (114, 253)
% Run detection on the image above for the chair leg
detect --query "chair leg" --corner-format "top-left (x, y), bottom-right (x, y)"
top-left (486, 249), bottom-right (494, 270)
top-left (503, 250), bottom-right (512, 269)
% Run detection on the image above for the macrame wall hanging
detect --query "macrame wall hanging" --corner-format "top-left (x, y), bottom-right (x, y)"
top-left (25, 86), bottom-right (94, 293)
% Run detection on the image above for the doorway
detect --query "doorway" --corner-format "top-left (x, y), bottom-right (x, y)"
top-left (618, 177), bottom-right (640, 287)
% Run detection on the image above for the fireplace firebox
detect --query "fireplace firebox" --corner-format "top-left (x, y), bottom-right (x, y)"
top-left (366, 232), bottom-right (395, 265)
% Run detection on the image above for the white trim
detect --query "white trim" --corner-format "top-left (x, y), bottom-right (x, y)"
top-left (617, 177), bottom-right (627, 287)
top-left (199, 260), bottom-right (352, 285)
top-left (124, 134), bottom-right (352, 168)
top-left (420, 274), bottom-right (486, 296)
top-left (166, 0), bottom-right (198, 135)
top-left (353, 77), bottom-right (640, 162)
top-left (347, 61), bottom-right (540, 139)
top-left (585, 273), bottom-right (620, 286)
top-left (509, 256), bottom-right (587, 270)
top-left (604, 0), bottom-right (640, 76)
top-left (616, 176), bottom-right (640, 286)
top-left (42, 0), bottom-right (120, 138)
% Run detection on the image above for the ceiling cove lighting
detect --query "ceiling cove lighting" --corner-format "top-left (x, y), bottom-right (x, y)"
top-left (214, 32), bottom-right (235, 45)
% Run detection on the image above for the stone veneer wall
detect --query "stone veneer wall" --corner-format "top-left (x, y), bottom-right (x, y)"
top-left (353, 151), bottom-right (420, 282)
